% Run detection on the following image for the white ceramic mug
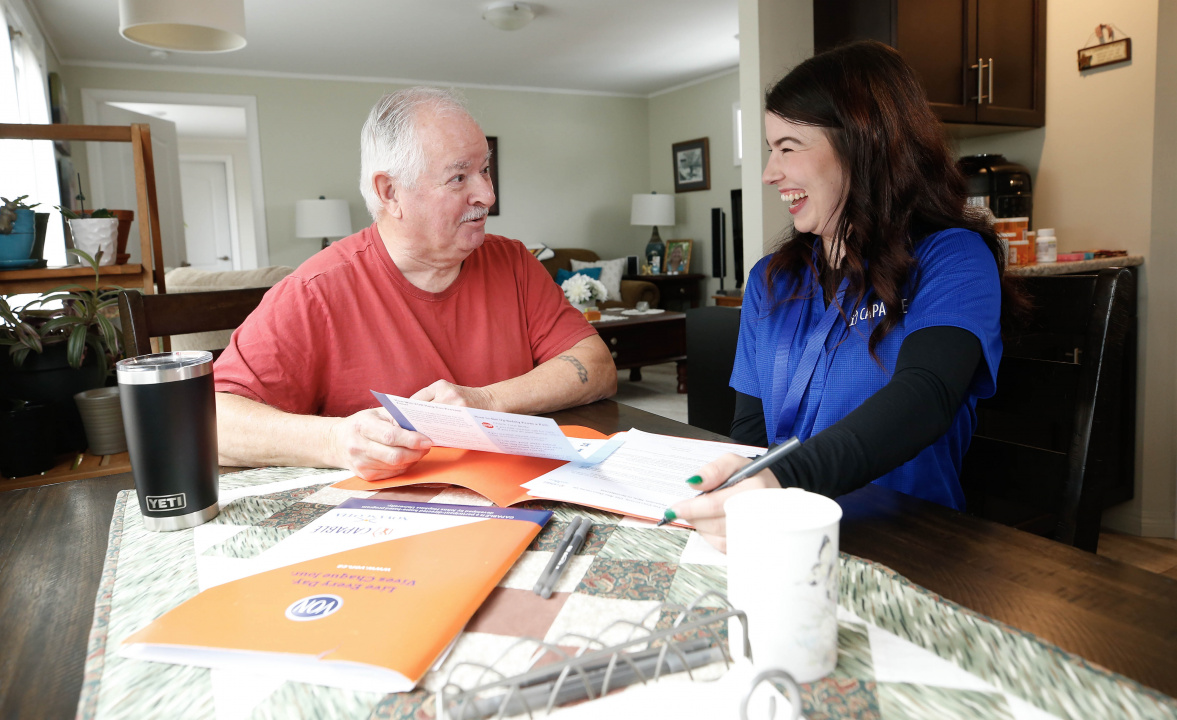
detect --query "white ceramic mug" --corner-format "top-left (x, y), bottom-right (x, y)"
top-left (725, 487), bottom-right (842, 683)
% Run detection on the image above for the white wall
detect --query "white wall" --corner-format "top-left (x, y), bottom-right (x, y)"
top-left (647, 71), bottom-right (742, 297)
top-left (59, 66), bottom-right (650, 269)
top-left (737, 0), bottom-right (814, 278)
top-left (956, 0), bottom-right (1175, 536)
top-left (176, 137), bottom-right (257, 268)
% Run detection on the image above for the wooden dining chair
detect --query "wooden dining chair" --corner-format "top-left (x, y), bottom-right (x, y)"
top-left (117, 287), bottom-right (270, 360)
top-left (960, 267), bottom-right (1137, 553)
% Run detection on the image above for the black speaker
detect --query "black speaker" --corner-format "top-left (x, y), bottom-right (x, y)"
top-left (730, 188), bottom-right (744, 288)
top-left (711, 208), bottom-right (726, 286)
top-left (626, 255), bottom-right (639, 276)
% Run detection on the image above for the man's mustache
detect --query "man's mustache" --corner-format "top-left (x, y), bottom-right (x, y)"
top-left (460, 207), bottom-right (489, 223)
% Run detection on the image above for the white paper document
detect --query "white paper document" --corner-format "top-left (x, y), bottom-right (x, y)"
top-left (524, 429), bottom-right (764, 521)
top-left (371, 391), bottom-right (623, 464)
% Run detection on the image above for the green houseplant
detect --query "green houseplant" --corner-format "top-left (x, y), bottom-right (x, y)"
top-left (0, 247), bottom-right (124, 462)
top-left (0, 247), bottom-right (123, 373)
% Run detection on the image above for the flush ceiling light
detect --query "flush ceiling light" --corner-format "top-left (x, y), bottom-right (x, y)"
top-left (119, 0), bottom-right (247, 53)
top-left (483, 2), bottom-right (535, 31)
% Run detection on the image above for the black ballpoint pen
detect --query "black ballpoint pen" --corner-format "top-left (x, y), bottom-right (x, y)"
top-left (655, 436), bottom-right (803, 527)
top-left (534, 517), bottom-right (590, 598)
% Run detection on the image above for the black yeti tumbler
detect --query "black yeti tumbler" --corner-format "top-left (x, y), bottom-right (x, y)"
top-left (116, 351), bottom-right (220, 531)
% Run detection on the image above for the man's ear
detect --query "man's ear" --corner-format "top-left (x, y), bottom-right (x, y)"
top-left (373, 172), bottom-right (402, 219)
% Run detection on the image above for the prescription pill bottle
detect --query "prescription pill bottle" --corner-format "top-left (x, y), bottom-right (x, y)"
top-left (994, 217), bottom-right (1030, 266)
top-left (1036, 228), bottom-right (1057, 263)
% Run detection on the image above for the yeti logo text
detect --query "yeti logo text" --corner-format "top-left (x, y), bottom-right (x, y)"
top-left (285, 594), bottom-right (344, 621)
top-left (146, 493), bottom-right (187, 511)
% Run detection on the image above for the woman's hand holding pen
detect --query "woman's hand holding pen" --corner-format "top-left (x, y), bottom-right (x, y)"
top-left (663, 453), bottom-right (781, 553)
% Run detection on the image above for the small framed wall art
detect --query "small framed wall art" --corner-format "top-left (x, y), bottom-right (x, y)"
top-left (487, 136), bottom-right (500, 215)
top-left (1078, 24), bottom-right (1132, 72)
top-left (672, 137), bottom-right (710, 193)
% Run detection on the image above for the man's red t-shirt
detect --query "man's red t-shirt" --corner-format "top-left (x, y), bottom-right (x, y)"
top-left (213, 226), bottom-right (597, 417)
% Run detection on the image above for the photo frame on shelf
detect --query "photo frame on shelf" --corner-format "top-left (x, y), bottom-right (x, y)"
top-left (487, 136), bottom-right (500, 216)
top-left (672, 137), bottom-right (710, 193)
top-left (664, 238), bottom-right (692, 274)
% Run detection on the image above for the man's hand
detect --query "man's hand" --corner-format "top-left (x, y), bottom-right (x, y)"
top-left (667, 453), bottom-right (781, 553)
top-left (410, 379), bottom-right (496, 409)
top-left (327, 407), bottom-right (433, 481)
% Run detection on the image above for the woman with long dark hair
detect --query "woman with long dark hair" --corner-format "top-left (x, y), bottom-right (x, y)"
top-left (667, 41), bottom-right (1021, 551)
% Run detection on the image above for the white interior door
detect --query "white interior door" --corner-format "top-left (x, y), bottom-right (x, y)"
top-left (179, 160), bottom-right (235, 271)
top-left (83, 104), bottom-right (186, 270)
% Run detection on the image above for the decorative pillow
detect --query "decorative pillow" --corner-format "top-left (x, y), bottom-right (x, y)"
top-left (570, 257), bottom-right (625, 302)
top-left (555, 266), bottom-right (602, 286)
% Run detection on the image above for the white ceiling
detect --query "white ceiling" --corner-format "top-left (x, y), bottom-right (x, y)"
top-left (30, 0), bottom-right (741, 97)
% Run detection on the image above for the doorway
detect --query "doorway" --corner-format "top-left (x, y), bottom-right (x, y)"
top-left (80, 90), bottom-right (269, 270)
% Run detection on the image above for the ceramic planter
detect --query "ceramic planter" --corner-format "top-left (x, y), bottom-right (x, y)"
top-left (0, 343), bottom-right (106, 453)
top-left (0, 399), bottom-right (58, 477)
top-left (68, 217), bottom-right (119, 265)
top-left (31, 212), bottom-right (49, 260)
top-left (0, 208), bottom-right (36, 261)
top-left (74, 386), bottom-right (127, 455)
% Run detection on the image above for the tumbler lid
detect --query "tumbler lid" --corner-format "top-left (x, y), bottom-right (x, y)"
top-left (116, 351), bottom-right (213, 385)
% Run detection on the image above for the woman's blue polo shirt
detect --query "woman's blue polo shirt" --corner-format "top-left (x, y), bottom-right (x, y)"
top-left (730, 228), bottom-right (1003, 510)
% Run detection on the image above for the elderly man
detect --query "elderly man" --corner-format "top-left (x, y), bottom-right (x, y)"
top-left (214, 87), bottom-right (616, 480)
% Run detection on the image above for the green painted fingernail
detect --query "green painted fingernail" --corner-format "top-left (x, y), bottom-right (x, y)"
top-left (663, 508), bottom-right (677, 522)
top-left (686, 475), bottom-right (703, 485)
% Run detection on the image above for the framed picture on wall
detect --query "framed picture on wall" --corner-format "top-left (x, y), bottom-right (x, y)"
top-left (664, 238), bottom-right (693, 274)
top-left (487, 136), bottom-right (500, 216)
top-left (672, 137), bottom-right (710, 193)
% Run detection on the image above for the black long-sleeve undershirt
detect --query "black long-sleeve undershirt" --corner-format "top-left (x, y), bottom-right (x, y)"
top-left (729, 325), bottom-right (982, 499)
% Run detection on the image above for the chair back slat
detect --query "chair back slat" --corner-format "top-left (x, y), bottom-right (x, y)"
top-left (117, 288), bottom-right (270, 358)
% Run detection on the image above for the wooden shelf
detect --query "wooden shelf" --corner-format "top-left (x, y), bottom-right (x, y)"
top-left (0, 451), bottom-right (131, 493)
top-left (0, 122), bottom-right (166, 296)
top-left (0, 263), bottom-right (147, 295)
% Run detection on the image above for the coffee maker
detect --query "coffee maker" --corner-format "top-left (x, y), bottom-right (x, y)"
top-left (958, 154), bottom-right (1033, 227)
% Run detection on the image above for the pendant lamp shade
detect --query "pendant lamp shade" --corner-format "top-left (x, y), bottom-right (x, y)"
top-left (119, 0), bottom-right (247, 53)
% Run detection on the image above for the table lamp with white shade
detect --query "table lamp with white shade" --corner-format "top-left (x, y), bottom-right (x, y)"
top-left (295, 196), bottom-right (352, 250)
top-left (630, 193), bottom-right (675, 272)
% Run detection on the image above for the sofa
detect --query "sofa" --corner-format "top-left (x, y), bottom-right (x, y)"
top-left (162, 265), bottom-right (295, 352)
top-left (540, 249), bottom-right (659, 310)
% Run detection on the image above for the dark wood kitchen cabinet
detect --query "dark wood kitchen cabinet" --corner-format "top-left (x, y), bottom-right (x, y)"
top-left (814, 0), bottom-right (1047, 127)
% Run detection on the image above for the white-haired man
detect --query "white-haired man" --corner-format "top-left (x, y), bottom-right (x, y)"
top-left (214, 88), bottom-right (616, 480)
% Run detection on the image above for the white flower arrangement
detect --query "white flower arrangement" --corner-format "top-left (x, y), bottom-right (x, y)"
top-left (561, 273), bottom-right (608, 305)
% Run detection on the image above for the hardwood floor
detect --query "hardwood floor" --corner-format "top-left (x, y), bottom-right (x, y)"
top-left (1098, 530), bottom-right (1177, 579)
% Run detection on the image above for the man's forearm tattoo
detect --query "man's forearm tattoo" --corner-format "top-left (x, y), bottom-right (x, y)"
top-left (558, 354), bottom-right (589, 384)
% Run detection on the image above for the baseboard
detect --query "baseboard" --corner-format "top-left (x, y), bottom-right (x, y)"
top-left (1102, 504), bottom-right (1177, 538)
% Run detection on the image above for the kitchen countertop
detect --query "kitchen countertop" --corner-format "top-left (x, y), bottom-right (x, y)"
top-left (1007, 255), bottom-right (1143, 276)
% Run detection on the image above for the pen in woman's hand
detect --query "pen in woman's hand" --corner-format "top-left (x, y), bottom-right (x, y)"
top-left (655, 437), bottom-right (802, 527)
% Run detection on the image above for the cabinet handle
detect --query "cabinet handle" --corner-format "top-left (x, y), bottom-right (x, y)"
top-left (611, 350), bottom-right (619, 359)
top-left (610, 337), bottom-right (618, 346)
top-left (988, 57), bottom-right (994, 104)
top-left (971, 57), bottom-right (989, 103)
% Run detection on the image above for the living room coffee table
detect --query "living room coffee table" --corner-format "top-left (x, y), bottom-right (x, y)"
top-left (591, 310), bottom-right (687, 393)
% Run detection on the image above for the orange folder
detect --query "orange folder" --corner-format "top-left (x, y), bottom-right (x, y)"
top-left (332, 425), bottom-right (610, 507)
top-left (122, 499), bottom-right (550, 692)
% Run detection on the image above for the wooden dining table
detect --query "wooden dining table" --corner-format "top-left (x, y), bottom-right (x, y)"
top-left (2, 399), bottom-right (1176, 719)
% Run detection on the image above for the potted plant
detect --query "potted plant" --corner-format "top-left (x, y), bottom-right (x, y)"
top-left (0, 195), bottom-right (40, 264)
top-left (58, 206), bottom-right (119, 266)
top-left (560, 273), bottom-right (609, 317)
top-left (0, 247), bottom-right (124, 463)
